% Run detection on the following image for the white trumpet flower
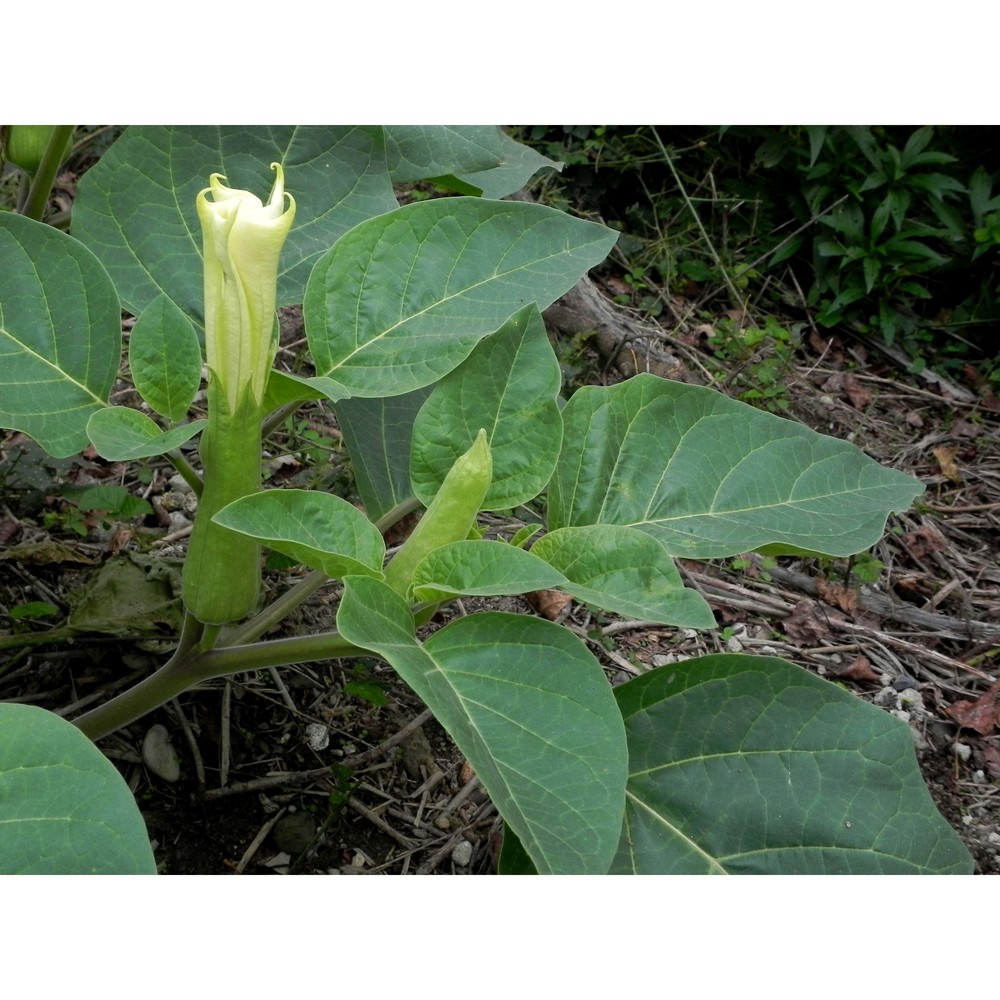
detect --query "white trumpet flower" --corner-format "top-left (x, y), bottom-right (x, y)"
top-left (197, 163), bottom-right (295, 412)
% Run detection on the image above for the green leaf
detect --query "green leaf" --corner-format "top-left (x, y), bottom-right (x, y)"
top-left (411, 305), bottom-right (562, 511)
top-left (303, 198), bottom-right (618, 398)
top-left (262, 369), bottom-right (334, 411)
top-left (383, 125), bottom-right (508, 182)
top-left (337, 576), bottom-right (628, 874)
top-left (410, 539), bottom-right (567, 603)
top-left (862, 255), bottom-right (881, 294)
top-left (456, 130), bottom-right (563, 200)
top-left (805, 126), bottom-right (827, 167)
top-left (0, 213), bottom-right (121, 458)
top-left (498, 823), bottom-right (540, 874)
top-left (611, 655), bottom-right (974, 874)
top-left (0, 703), bottom-right (156, 874)
top-left (72, 126), bottom-right (398, 325)
top-left (549, 374), bottom-right (923, 559)
top-left (129, 293), bottom-right (202, 422)
top-left (899, 126), bottom-right (935, 168)
top-left (334, 389), bottom-right (431, 521)
top-left (531, 525), bottom-right (715, 627)
top-left (8, 601), bottom-right (59, 621)
top-left (76, 485), bottom-right (152, 518)
top-left (383, 126), bottom-right (560, 199)
top-left (211, 489), bottom-right (385, 579)
top-left (968, 166), bottom-right (995, 225)
top-left (87, 407), bottom-right (206, 460)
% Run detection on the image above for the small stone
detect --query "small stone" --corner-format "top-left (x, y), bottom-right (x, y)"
top-left (273, 811), bottom-right (317, 855)
top-left (873, 687), bottom-right (899, 710)
top-left (452, 839), bottom-right (474, 867)
top-left (305, 722), bottom-right (330, 751)
top-left (434, 815), bottom-right (452, 831)
top-left (952, 742), bottom-right (972, 762)
top-left (973, 769), bottom-right (987, 785)
top-left (142, 724), bottom-right (181, 782)
top-left (168, 473), bottom-right (194, 494)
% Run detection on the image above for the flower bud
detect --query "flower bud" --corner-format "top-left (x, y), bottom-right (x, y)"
top-left (197, 163), bottom-right (295, 411)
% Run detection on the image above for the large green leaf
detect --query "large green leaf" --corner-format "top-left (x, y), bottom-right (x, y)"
top-left (334, 389), bottom-right (431, 521)
top-left (303, 198), bottom-right (617, 399)
top-left (612, 655), bottom-right (974, 874)
top-left (128, 293), bottom-right (202, 422)
top-left (337, 576), bottom-right (627, 874)
top-left (383, 126), bottom-right (509, 182)
top-left (211, 489), bottom-right (385, 579)
top-left (0, 703), bottom-right (156, 874)
top-left (382, 126), bottom-right (560, 199)
top-left (0, 213), bottom-right (121, 458)
top-left (549, 374), bottom-right (924, 558)
top-left (530, 525), bottom-right (715, 627)
top-left (455, 130), bottom-right (562, 200)
top-left (411, 305), bottom-right (562, 511)
top-left (72, 125), bottom-right (398, 325)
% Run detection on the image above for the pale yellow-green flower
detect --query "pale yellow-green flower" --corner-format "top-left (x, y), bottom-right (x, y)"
top-left (197, 162), bottom-right (295, 411)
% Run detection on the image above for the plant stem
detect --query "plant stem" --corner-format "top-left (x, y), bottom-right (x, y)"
top-left (166, 448), bottom-right (204, 498)
top-left (72, 628), bottom-right (364, 740)
top-left (196, 630), bottom-right (366, 675)
top-left (650, 127), bottom-right (745, 312)
top-left (262, 400), bottom-right (305, 440)
top-left (224, 569), bottom-right (330, 646)
top-left (18, 126), bottom-right (75, 222)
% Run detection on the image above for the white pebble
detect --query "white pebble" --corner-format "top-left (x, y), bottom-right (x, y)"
top-left (305, 723), bottom-right (330, 751)
top-left (452, 840), bottom-right (474, 867)
top-left (142, 724), bottom-right (181, 782)
top-left (953, 742), bottom-right (972, 762)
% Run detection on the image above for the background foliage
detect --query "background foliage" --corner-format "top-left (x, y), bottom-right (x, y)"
top-left (518, 126), bottom-right (1000, 383)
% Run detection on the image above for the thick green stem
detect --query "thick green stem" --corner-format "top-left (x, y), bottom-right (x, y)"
top-left (18, 126), bottom-right (75, 222)
top-left (73, 627), bottom-right (365, 740)
top-left (182, 387), bottom-right (265, 624)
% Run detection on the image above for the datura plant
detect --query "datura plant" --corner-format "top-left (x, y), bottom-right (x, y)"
top-left (0, 127), bottom-right (974, 875)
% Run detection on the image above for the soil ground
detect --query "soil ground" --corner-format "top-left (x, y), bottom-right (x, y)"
top-left (2, 270), bottom-right (998, 877)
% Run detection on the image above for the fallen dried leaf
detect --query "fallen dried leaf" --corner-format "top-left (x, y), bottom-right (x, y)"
top-left (903, 524), bottom-right (948, 559)
top-left (0, 514), bottom-right (20, 546)
top-left (817, 577), bottom-right (859, 614)
top-left (808, 330), bottom-right (839, 356)
top-left (982, 742), bottom-right (1000, 780)
top-left (820, 371), bottom-right (872, 409)
top-left (782, 599), bottom-right (833, 644)
top-left (526, 588), bottom-right (573, 621)
top-left (0, 540), bottom-right (98, 565)
top-left (932, 445), bottom-right (962, 483)
top-left (944, 682), bottom-right (1000, 736)
top-left (829, 655), bottom-right (881, 684)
